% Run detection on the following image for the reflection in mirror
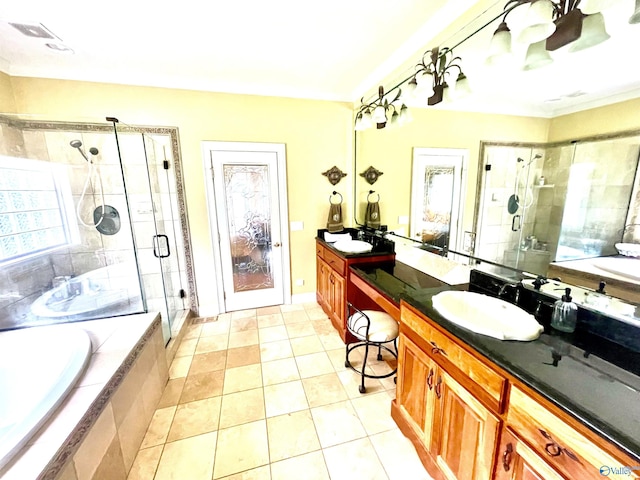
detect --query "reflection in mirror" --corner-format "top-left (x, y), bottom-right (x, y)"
top-left (474, 132), bottom-right (640, 277)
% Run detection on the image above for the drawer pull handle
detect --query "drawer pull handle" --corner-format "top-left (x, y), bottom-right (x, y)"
top-left (538, 429), bottom-right (552, 440)
top-left (430, 341), bottom-right (447, 356)
top-left (502, 443), bottom-right (513, 471)
top-left (427, 368), bottom-right (434, 390)
top-left (545, 442), bottom-right (562, 457)
top-left (435, 376), bottom-right (443, 399)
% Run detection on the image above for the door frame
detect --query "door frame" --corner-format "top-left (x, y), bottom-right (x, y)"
top-left (410, 147), bottom-right (468, 252)
top-left (202, 141), bottom-right (291, 313)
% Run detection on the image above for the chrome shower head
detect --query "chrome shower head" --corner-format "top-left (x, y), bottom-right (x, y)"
top-left (70, 139), bottom-right (83, 148)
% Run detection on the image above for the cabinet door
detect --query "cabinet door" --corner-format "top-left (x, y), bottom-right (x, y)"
top-left (496, 428), bottom-right (565, 480)
top-left (432, 370), bottom-right (500, 480)
top-left (396, 334), bottom-right (437, 440)
top-left (316, 257), bottom-right (329, 311)
top-left (328, 270), bottom-right (345, 328)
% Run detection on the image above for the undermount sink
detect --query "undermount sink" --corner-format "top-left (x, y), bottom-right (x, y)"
top-left (432, 291), bottom-right (543, 341)
top-left (591, 256), bottom-right (640, 281)
top-left (332, 239), bottom-right (373, 254)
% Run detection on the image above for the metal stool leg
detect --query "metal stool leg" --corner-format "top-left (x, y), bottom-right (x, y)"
top-left (360, 341), bottom-right (370, 394)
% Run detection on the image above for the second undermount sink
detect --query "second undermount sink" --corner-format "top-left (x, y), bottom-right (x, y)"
top-left (432, 291), bottom-right (543, 341)
top-left (591, 256), bottom-right (640, 281)
top-left (332, 239), bottom-right (373, 254)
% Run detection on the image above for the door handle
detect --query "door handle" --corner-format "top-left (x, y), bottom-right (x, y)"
top-left (273, 242), bottom-right (281, 247)
top-left (511, 215), bottom-right (521, 232)
top-left (153, 234), bottom-right (171, 258)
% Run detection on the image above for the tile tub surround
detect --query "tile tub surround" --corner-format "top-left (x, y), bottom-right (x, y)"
top-left (0, 312), bottom-right (167, 480)
top-left (128, 303), bottom-right (431, 480)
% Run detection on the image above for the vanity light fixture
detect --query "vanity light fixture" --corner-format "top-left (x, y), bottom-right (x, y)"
top-left (486, 0), bottom-right (634, 71)
top-left (410, 47), bottom-right (468, 106)
top-left (354, 85), bottom-right (407, 131)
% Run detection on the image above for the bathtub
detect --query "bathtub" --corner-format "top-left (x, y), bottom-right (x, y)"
top-left (0, 325), bottom-right (91, 470)
top-left (30, 262), bottom-right (142, 321)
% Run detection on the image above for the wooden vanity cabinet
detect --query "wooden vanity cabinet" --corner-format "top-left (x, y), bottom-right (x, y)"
top-left (394, 301), bottom-right (639, 480)
top-left (315, 239), bottom-right (395, 341)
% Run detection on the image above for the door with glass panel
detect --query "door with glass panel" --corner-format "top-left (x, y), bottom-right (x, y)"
top-left (410, 148), bottom-right (467, 252)
top-left (205, 142), bottom-right (289, 312)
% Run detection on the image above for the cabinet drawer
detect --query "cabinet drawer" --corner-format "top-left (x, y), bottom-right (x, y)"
top-left (323, 248), bottom-right (346, 276)
top-left (401, 305), bottom-right (506, 409)
top-left (316, 243), bottom-right (324, 259)
top-left (507, 386), bottom-right (637, 480)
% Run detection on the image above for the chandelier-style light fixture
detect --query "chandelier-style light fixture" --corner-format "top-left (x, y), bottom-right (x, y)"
top-left (486, 0), bottom-right (640, 69)
top-left (354, 86), bottom-right (411, 131)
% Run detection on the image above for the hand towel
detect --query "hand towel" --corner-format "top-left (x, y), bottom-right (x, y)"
top-left (365, 201), bottom-right (380, 229)
top-left (327, 203), bottom-right (344, 233)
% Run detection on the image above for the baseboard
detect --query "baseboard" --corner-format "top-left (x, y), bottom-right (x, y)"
top-left (291, 292), bottom-right (317, 304)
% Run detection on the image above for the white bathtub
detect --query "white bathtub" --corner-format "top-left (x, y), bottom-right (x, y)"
top-left (0, 325), bottom-right (91, 470)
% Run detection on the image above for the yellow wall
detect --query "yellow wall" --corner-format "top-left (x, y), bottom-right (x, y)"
top-left (355, 108), bottom-right (551, 236)
top-left (9, 76), bottom-right (353, 312)
top-left (548, 97), bottom-right (640, 142)
top-left (0, 72), bottom-right (16, 112)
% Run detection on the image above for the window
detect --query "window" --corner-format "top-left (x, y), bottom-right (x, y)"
top-left (0, 156), bottom-right (78, 264)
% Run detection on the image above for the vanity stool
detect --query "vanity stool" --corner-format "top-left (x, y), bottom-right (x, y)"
top-left (344, 302), bottom-right (398, 393)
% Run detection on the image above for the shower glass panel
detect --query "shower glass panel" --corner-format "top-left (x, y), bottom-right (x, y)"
top-left (0, 115), bottom-right (145, 331)
top-left (111, 122), bottom-right (187, 342)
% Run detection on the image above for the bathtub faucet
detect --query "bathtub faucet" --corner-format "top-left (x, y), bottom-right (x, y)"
top-left (621, 224), bottom-right (640, 241)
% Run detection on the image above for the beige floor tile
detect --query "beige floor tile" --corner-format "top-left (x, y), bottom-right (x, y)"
top-left (326, 348), bottom-right (348, 372)
top-left (337, 369), bottom-right (385, 398)
top-left (370, 429), bottom-right (432, 480)
top-left (295, 351), bottom-right (334, 379)
top-left (282, 310), bottom-right (309, 324)
top-left (279, 304), bottom-right (304, 313)
top-left (290, 335), bottom-right (324, 356)
top-left (217, 313), bottom-right (233, 322)
top-left (189, 350), bottom-right (227, 375)
top-left (323, 437), bottom-right (389, 480)
top-left (201, 319), bottom-right (231, 337)
top-left (180, 370), bottom-right (224, 403)
top-left (231, 316), bottom-right (258, 332)
top-left (182, 323), bottom-right (203, 340)
top-left (257, 313), bottom-right (284, 328)
top-left (155, 432), bottom-right (217, 480)
top-left (257, 305), bottom-right (281, 315)
top-left (127, 445), bottom-right (163, 480)
top-left (231, 309), bottom-right (257, 320)
top-left (285, 321), bottom-right (316, 338)
top-left (229, 329), bottom-right (259, 348)
top-left (227, 344), bottom-right (262, 368)
top-left (260, 340), bottom-right (293, 362)
top-left (302, 373), bottom-right (349, 408)
top-left (213, 420), bottom-right (269, 479)
top-left (262, 357), bottom-right (300, 386)
top-left (219, 388), bottom-right (265, 429)
top-left (318, 332), bottom-right (346, 350)
top-left (311, 319), bottom-right (336, 335)
top-left (167, 396), bottom-right (222, 442)
top-left (266, 410), bottom-right (321, 462)
top-left (175, 337), bottom-right (198, 357)
top-left (263, 380), bottom-right (309, 417)
top-left (258, 325), bottom-right (288, 343)
top-left (157, 377), bottom-right (186, 408)
top-left (141, 406), bottom-right (176, 449)
top-left (195, 333), bottom-right (229, 354)
top-left (223, 363), bottom-right (263, 394)
top-left (270, 451), bottom-right (329, 480)
top-left (169, 355), bottom-right (192, 379)
top-left (350, 391), bottom-right (398, 435)
top-left (306, 307), bottom-right (329, 321)
top-left (310, 401), bottom-right (367, 448)
top-left (218, 465), bottom-right (271, 479)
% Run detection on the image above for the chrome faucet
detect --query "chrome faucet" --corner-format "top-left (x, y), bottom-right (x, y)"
top-left (621, 223), bottom-right (640, 241)
top-left (498, 282), bottom-right (521, 303)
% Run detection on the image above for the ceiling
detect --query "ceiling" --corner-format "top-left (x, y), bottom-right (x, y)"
top-left (1, 0), bottom-right (640, 118)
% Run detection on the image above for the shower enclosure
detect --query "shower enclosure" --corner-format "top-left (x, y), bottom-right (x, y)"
top-left (474, 135), bottom-right (640, 276)
top-left (0, 114), bottom-right (194, 343)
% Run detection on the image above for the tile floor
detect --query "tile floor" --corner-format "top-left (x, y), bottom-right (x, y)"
top-left (127, 303), bottom-right (432, 480)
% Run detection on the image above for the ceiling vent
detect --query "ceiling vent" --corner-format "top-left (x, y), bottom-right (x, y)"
top-left (9, 22), bottom-right (59, 40)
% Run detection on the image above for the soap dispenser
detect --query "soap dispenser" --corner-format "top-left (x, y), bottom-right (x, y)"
top-left (550, 288), bottom-right (578, 333)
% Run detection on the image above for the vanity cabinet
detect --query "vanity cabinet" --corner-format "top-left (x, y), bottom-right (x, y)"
top-left (393, 301), bottom-right (639, 480)
top-left (315, 239), bottom-right (395, 341)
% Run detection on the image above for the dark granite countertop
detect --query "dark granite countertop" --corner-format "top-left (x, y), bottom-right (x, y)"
top-left (351, 262), bottom-right (640, 462)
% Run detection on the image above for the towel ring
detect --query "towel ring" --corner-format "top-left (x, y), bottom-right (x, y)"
top-left (330, 191), bottom-right (343, 204)
top-left (367, 191), bottom-right (380, 202)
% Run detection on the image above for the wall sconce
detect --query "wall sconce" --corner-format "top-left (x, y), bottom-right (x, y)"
top-left (485, 0), bottom-right (637, 70)
top-left (354, 86), bottom-right (411, 131)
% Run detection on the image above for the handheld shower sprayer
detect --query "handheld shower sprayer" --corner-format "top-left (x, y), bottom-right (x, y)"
top-left (70, 140), bottom-right (106, 228)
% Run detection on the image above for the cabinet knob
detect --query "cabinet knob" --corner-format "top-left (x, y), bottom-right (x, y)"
top-left (544, 442), bottom-right (562, 457)
top-left (430, 341), bottom-right (447, 357)
top-left (502, 443), bottom-right (514, 472)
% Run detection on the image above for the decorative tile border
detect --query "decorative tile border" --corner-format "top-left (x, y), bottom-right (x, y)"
top-left (37, 315), bottom-right (161, 480)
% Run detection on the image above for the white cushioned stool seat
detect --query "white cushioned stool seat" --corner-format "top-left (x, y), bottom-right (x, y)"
top-left (349, 310), bottom-right (399, 342)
